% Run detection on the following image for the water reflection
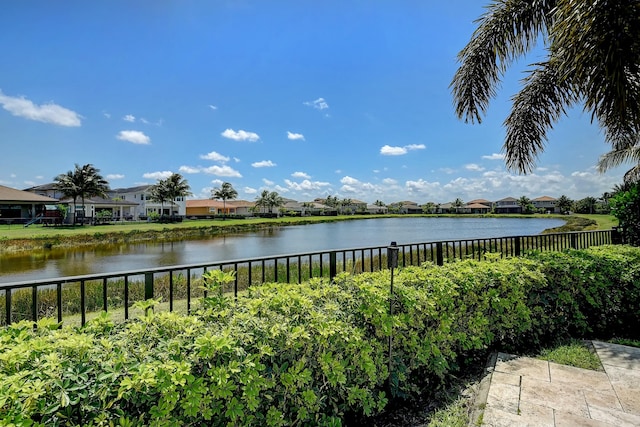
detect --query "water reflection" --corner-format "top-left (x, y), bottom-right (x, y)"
top-left (1, 217), bottom-right (565, 283)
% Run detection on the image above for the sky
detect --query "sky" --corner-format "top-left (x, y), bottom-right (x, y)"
top-left (0, 1), bottom-right (627, 204)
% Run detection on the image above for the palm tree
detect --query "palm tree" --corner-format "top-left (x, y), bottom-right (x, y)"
top-left (340, 198), bottom-right (353, 215)
top-left (452, 198), bottom-right (464, 214)
top-left (54, 164), bottom-right (109, 225)
top-left (163, 173), bottom-right (191, 215)
top-left (598, 144), bottom-right (640, 184)
top-left (267, 191), bottom-right (284, 215)
top-left (451, 0), bottom-right (640, 174)
top-left (422, 202), bottom-right (436, 214)
top-left (254, 190), bottom-right (269, 215)
top-left (301, 202), bottom-right (314, 217)
top-left (517, 196), bottom-right (534, 214)
top-left (148, 179), bottom-right (170, 217)
top-left (53, 170), bottom-right (81, 225)
top-left (211, 182), bottom-right (238, 220)
top-left (556, 195), bottom-right (573, 214)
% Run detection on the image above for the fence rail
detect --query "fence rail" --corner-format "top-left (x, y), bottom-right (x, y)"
top-left (0, 229), bottom-right (619, 326)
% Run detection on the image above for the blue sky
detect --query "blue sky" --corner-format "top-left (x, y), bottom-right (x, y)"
top-left (0, 1), bottom-right (625, 204)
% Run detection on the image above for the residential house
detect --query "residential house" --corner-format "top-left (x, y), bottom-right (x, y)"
top-left (366, 203), bottom-right (388, 214)
top-left (494, 197), bottom-right (522, 214)
top-left (0, 185), bottom-right (59, 224)
top-left (186, 199), bottom-right (254, 217)
top-left (110, 185), bottom-right (187, 218)
top-left (59, 196), bottom-right (140, 222)
top-left (397, 201), bottom-right (423, 214)
top-left (532, 196), bottom-right (558, 214)
top-left (465, 202), bottom-right (491, 214)
top-left (467, 199), bottom-right (493, 211)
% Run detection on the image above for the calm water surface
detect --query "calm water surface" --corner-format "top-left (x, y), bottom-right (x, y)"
top-left (1, 217), bottom-right (565, 283)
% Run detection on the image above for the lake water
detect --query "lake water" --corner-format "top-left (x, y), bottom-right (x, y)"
top-left (0, 217), bottom-right (565, 283)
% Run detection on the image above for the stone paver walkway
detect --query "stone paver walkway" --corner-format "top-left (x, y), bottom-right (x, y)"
top-left (474, 341), bottom-right (640, 426)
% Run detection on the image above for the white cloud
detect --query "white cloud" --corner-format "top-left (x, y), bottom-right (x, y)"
top-left (380, 144), bottom-right (425, 156)
top-left (117, 130), bottom-right (151, 145)
top-left (244, 186), bottom-right (257, 194)
top-left (292, 171), bottom-right (310, 179)
top-left (140, 118), bottom-right (150, 124)
top-left (211, 179), bottom-right (224, 186)
top-left (287, 131), bottom-right (305, 141)
top-left (123, 114), bottom-right (135, 122)
top-left (382, 178), bottom-right (397, 185)
top-left (439, 168), bottom-right (456, 174)
top-left (0, 89), bottom-right (82, 127)
top-left (252, 160), bottom-right (276, 168)
top-left (203, 165), bottom-right (242, 177)
top-left (465, 163), bottom-right (485, 172)
top-left (340, 176), bottom-right (359, 185)
top-left (178, 166), bottom-right (201, 174)
top-left (106, 174), bottom-right (125, 180)
top-left (304, 97), bottom-right (329, 110)
top-left (208, 105), bottom-right (218, 110)
top-left (482, 153), bottom-right (505, 160)
top-left (103, 112), bottom-right (111, 119)
top-left (380, 145), bottom-right (408, 156)
top-left (284, 179), bottom-right (330, 191)
top-left (221, 128), bottom-right (260, 142)
top-left (143, 171), bottom-right (173, 180)
top-left (200, 151), bottom-right (230, 162)
top-left (263, 178), bottom-right (274, 186)
top-left (274, 185), bottom-right (289, 193)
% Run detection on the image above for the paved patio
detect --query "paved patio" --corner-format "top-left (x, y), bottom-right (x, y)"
top-left (473, 341), bottom-right (640, 426)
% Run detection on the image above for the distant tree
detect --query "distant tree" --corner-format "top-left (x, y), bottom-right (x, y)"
top-left (163, 173), bottom-right (191, 211)
top-left (254, 190), bottom-right (269, 215)
top-left (53, 170), bottom-right (81, 225)
top-left (340, 198), bottom-right (353, 215)
top-left (610, 182), bottom-right (640, 245)
top-left (452, 198), bottom-right (464, 214)
top-left (556, 195), bottom-right (574, 214)
top-left (574, 196), bottom-right (597, 214)
top-left (148, 180), bottom-right (170, 216)
top-left (211, 182), bottom-right (238, 220)
top-left (517, 196), bottom-right (535, 214)
top-left (372, 200), bottom-right (386, 214)
top-left (301, 202), bottom-right (314, 217)
top-left (324, 195), bottom-right (339, 209)
top-left (422, 202), bottom-right (437, 214)
top-left (54, 163), bottom-right (109, 225)
top-left (148, 173), bottom-right (191, 217)
top-left (267, 191), bottom-right (284, 215)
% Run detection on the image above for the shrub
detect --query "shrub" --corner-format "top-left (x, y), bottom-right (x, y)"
top-left (1, 245), bottom-right (638, 425)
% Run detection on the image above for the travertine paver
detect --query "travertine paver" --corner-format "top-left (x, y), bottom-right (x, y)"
top-left (494, 353), bottom-right (550, 381)
top-left (477, 342), bottom-right (640, 427)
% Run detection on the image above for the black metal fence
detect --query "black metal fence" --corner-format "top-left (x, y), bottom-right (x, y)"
top-left (0, 229), bottom-right (617, 326)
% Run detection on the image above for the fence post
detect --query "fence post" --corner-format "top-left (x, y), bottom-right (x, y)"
top-left (329, 252), bottom-right (337, 280)
top-left (514, 237), bottom-right (521, 257)
top-left (436, 242), bottom-right (444, 266)
top-left (386, 242), bottom-right (399, 394)
top-left (145, 272), bottom-right (154, 300)
top-left (570, 233), bottom-right (578, 249)
top-left (611, 227), bottom-right (623, 245)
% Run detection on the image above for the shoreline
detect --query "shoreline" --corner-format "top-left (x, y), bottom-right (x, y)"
top-left (0, 214), bottom-right (602, 255)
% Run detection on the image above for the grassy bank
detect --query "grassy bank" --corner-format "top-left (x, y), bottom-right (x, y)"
top-left (0, 213), bottom-right (615, 254)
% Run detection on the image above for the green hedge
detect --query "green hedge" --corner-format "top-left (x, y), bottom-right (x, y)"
top-left (1, 245), bottom-right (639, 426)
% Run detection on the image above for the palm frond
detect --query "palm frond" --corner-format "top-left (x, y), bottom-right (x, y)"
top-left (503, 60), bottom-right (577, 173)
top-left (451, 0), bottom-right (556, 123)
top-left (553, 0), bottom-right (640, 143)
